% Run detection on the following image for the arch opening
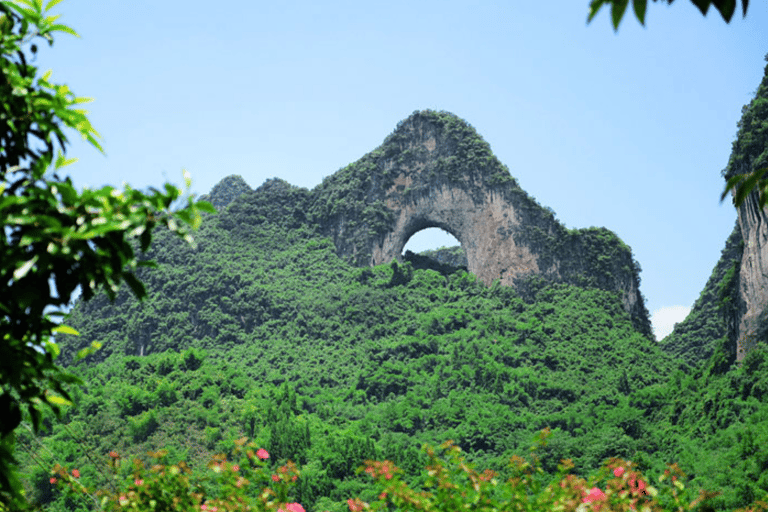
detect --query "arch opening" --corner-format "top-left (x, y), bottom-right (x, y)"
top-left (401, 227), bottom-right (467, 272)
top-left (402, 227), bottom-right (460, 255)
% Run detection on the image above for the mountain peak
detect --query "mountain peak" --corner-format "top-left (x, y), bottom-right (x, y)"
top-left (201, 175), bottom-right (253, 212)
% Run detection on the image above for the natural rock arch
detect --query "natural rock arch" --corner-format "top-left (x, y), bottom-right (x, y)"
top-left (313, 110), bottom-right (651, 336)
top-left (369, 170), bottom-right (540, 288)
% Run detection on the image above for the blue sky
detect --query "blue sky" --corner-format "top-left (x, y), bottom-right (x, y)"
top-left (29, 0), bottom-right (766, 339)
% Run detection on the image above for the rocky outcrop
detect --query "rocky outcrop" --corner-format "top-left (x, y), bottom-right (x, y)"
top-left (310, 110), bottom-right (651, 336)
top-left (723, 56), bottom-right (768, 361)
top-left (732, 193), bottom-right (768, 360)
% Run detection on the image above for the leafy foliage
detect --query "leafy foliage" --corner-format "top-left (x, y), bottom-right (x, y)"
top-left (0, 0), bottom-right (212, 507)
top-left (588, 0), bottom-right (750, 30)
top-left (722, 55), bottom-right (768, 208)
top-left (9, 174), bottom-right (758, 509)
top-left (6, 7), bottom-right (768, 510)
top-left (659, 224), bottom-right (742, 365)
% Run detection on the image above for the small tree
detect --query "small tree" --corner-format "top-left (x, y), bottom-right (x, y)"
top-left (0, 0), bottom-right (213, 508)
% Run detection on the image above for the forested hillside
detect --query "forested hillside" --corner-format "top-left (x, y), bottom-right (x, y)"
top-left (660, 224), bottom-right (742, 367)
top-left (20, 166), bottom-right (768, 510)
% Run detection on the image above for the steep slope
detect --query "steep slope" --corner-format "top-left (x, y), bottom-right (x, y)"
top-left (722, 55), bottom-right (768, 359)
top-left (660, 224), bottom-right (742, 368)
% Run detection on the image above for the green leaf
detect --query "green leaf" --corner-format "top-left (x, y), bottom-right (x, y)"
top-left (722, 167), bottom-right (768, 206)
top-left (140, 228), bottom-right (153, 252)
top-left (123, 272), bottom-right (147, 300)
top-left (183, 168), bottom-right (192, 189)
top-left (13, 255), bottom-right (38, 280)
top-left (46, 23), bottom-right (79, 37)
top-left (14, 0), bottom-right (38, 10)
top-left (76, 341), bottom-right (101, 360)
top-left (44, 340), bottom-right (60, 359)
top-left (196, 200), bottom-right (216, 214)
top-left (587, 0), bottom-right (609, 23)
top-left (51, 324), bottom-right (79, 336)
top-left (42, 13), bottom-right (61, 25)
top-left (690, 0), bottom-right (711, 16)
top-left (54, 151), bottom-right (78, 170)
top-left (632, 0), bottom-right (647, 24)
top-left (0, 396), bottom-right (21, 436)
top-left (611, 0), bottom-right (629, 30)
top-left (713, 0), bottom-right (736, 21)
top-left (45, 0), bottom-right (66, 10)
top-left (46, 395), bottom-right (72, 407)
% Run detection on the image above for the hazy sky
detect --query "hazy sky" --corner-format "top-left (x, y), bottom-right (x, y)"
top-left (29, 0), bottom-right (766, 340)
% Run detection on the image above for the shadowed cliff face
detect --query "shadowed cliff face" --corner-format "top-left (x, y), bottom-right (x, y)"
top-left (311, 110), bottom-right (651, 337)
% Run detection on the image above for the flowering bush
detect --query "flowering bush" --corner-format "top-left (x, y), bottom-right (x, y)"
top-left (350, 429), bottom-right (768, 512)
top-left (50, 438), bottom-right (305, 512)
top-left (48, 431), bottom-right (768, 512)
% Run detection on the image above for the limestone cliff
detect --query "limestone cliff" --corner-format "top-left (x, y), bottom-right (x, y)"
top-left (723, 55), bottom-right (768, 360)
top-left (308, 110), bottom-right (651, 336)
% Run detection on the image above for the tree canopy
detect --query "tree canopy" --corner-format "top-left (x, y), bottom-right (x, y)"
top-left (0, 0), bottom-right (212, 507)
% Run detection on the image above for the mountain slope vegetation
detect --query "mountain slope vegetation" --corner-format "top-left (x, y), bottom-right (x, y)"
top-left (21, 101), bottom-right (768, 510)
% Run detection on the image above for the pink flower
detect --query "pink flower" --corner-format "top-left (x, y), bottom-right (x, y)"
top-left (232, 464), bottom-right (239, 472)
top-left (134, 479), bottom-right (144, 486)
top-left (614, 466), bottom-right (625, 478)
top-left (71, 469), bottom-right (80, 478)
top-left (629, 476), bottom-right (647, 493)
top-left (201, 505), bottom-right (208, 511)
top-left (272, 474), bottom-right (280, 482)
top-left (583, 487), bottom-right (606, 503)
top-left (49, 477), bottom-right (57, 484)
top-left (257, 448), bottom-right (269, 460)
top-left (285, 503), bottom-right (305, 512)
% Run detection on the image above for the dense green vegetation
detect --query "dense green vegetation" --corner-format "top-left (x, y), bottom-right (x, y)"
top-left (724, 57), bottom-right (768, 182)
top-left (17, 59), bottom-right (768, 510)
top-left (722, 56), bottom-right (768, 208)
top-left (660, 224), bottom-right (742, 367)
top-left (5, 0), bottom-right (767, 509)
top-left (16, 172), bottom-right (768, 511)
top-left (0, 1), bottom-right (212, 507)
